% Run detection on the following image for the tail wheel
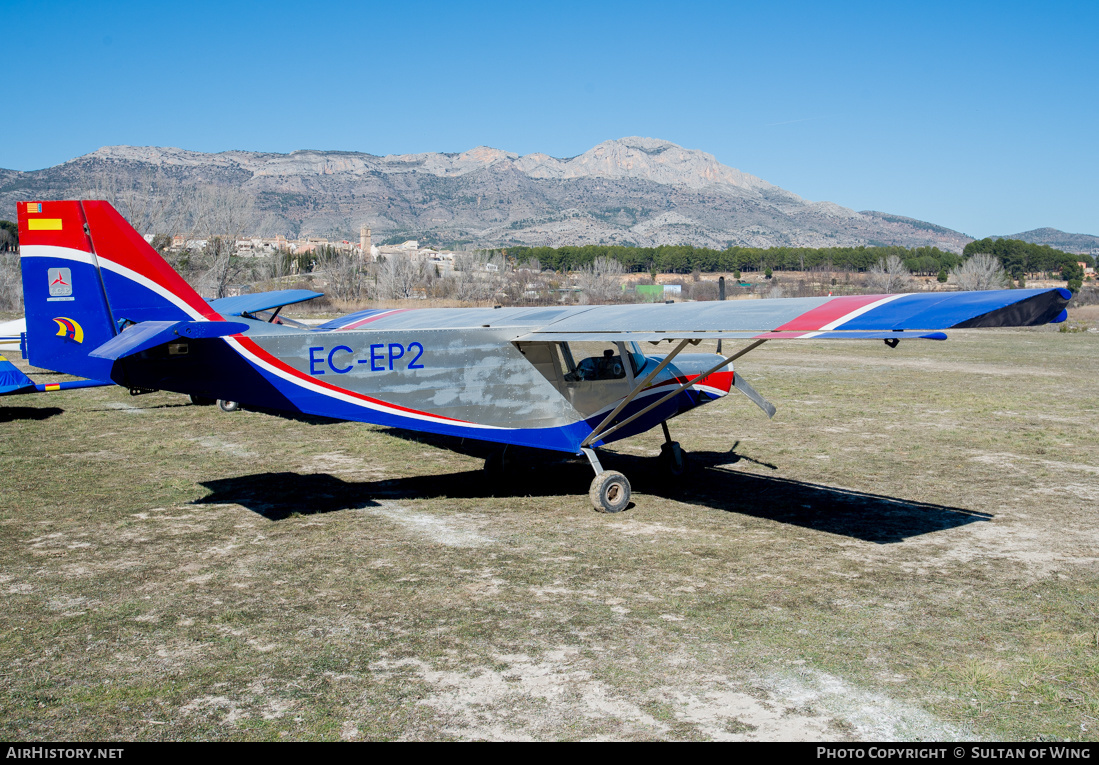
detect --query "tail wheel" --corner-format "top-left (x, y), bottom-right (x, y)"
top-left (217, 399), bottom-right (240, 413)
top-left (589, 470), bottom-right (631, 513)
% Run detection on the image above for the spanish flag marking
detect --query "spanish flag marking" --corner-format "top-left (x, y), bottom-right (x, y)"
top-left (45, 384), bottom-right (60, 391)
top-left (29, 219), bottom-right (62, 231)
top-left (27, 203), bottom-right (42, 213)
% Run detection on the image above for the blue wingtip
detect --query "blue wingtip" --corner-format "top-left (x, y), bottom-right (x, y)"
top-left (1057, 288), bottom-right (1072, 300)
top-left (1051, 309), bottom-right (1068, 324)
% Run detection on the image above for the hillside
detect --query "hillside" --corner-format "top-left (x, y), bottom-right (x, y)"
top-left (995, 227), bottom-right (1099, 256)
top-left (0, 137), bottom-right (977, 251)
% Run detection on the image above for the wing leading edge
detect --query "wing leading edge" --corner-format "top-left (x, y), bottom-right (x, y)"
top-left (513, 288), bottom-right (1069, 342)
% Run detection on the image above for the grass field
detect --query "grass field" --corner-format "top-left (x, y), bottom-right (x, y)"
top-left (1, 324), bottom-right (1097, 741)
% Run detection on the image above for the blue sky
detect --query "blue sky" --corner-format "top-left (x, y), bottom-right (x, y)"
top-left (4, 0), bottom-right (1096, 237)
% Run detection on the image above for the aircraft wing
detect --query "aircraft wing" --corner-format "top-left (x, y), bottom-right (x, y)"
top-left (207, 289), bottom-right (323, 317)
top-left (512, 288), bottom-right (1070, 342)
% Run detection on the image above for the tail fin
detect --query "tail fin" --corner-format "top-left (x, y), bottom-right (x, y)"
top-left (18, 200), bottom-right (222, 381)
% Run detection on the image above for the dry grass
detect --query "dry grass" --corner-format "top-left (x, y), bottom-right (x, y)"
top-left (1, 326), bottom-right (1097, 741)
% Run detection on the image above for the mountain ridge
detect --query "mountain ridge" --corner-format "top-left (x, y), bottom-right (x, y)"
top-left (0, 137), bottom-right (1068, 253)
top-left (992, 227), bottom-right (1099, 256)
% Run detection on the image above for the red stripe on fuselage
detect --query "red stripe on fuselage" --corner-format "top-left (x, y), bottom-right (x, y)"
top-left (650, 370), bottom-right (734, 394)
top-left (775, 294), bottom-right (890, 331)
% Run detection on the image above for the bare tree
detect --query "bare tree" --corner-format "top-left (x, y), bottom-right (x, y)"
top-left (867, 255), bottom-right (913, 293)
top-left (325, 249), bottom-right (372, 302)
top-left (0, 254), bottom-right (22, 311)
top-left (576, 256), bottom-right (625, 304)
top-left (192, 187), bottom-right (258, 298)
top-left (952, 252), bottom-right (1008, 291)
top-left (78, 168), bottom-right (189, 239)
top-left (449, 254), bottom-right (484, 303)
top-left (377, 253), bottom-right (424, 300)
top-left (449, 251), bottom-right (504, 303)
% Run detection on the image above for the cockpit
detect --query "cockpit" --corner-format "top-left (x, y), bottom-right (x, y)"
top-left (516, 340), bottom-right (650, 417)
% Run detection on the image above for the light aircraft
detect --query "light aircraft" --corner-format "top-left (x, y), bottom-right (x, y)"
top-left (16, 200), bottom-right (1070, 512)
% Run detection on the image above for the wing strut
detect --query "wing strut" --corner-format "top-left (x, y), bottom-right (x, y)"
top-left (581, 339), bottom-right (768, 448)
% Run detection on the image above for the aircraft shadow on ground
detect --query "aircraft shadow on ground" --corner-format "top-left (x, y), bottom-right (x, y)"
top-left (196, 439), bottom-right (989, 543)
top-left (0, 405), bottom-right (63, 422)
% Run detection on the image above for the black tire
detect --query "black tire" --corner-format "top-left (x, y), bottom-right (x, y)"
top-left (483, 449), bottom-right (516, 492)
top-left (217, 399), bottom-right (240, 413)
top-left (589, 470), bottom-right (631, 513)
top-left (660, 441), bottom-right (689, 478)
top-left (189, 394), bottom-right (216, 406)
top-left (483, 448), bottom-right (509, 474)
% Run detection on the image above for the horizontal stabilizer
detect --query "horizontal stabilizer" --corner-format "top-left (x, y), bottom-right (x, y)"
top-left (89, 320), bottom-right (249, 361)
top-left (732, 372), bottom-right (776, 419)
top-left (0, 355), bottom-right (34, 394)
top-left (0, 355), bottom-right (110, 395)
top-left (207, 290), bottom-right (324, 316)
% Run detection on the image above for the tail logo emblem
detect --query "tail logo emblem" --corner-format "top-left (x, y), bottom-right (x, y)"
top-left (53, 318), bottom-right (84, 344)
top-left (48, 268), bottom-right (72, 297)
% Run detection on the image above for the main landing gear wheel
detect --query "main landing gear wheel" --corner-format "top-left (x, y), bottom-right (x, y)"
top-left (217, 399), bottom-right (240, 413)
top-left (589, 470), bottom-right (631, 513)
top-left (660, 441), bottom-right (689, 478)
top-left (658, 421), bottom-right (689, 479)
top-left (483, 447), bottom-right (516, 493)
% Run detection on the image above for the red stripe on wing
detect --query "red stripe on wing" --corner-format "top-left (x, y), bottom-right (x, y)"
top-left (336, 309), bottom-right (411, 331)
top-left (775, 294), bottom-right (890, 331)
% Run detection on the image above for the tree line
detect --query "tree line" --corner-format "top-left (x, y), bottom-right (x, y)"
top-left (494, 244), bottom-right (968, 276)
top-left (963, 238), bottom-right (1094, 279)
top-left (493, 241), bottom-right (1094, 278)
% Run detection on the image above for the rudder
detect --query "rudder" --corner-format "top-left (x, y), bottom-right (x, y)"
top-left (18, 200), bottom-right (222, 382)
top-left (18, 201), bottom-right (118, 381)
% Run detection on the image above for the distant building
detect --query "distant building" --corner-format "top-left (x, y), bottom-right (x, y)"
top-left (360, 225), bottom-right (372, 260)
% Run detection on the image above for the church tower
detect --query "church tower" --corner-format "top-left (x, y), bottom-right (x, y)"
top-left (360, 225), bottom-right (372, 260)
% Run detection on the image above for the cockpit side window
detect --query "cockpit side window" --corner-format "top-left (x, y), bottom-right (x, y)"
top-left (562, 342), bottom-right (626, 382)
top-left (625, 342), bottom-right (647, 377)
